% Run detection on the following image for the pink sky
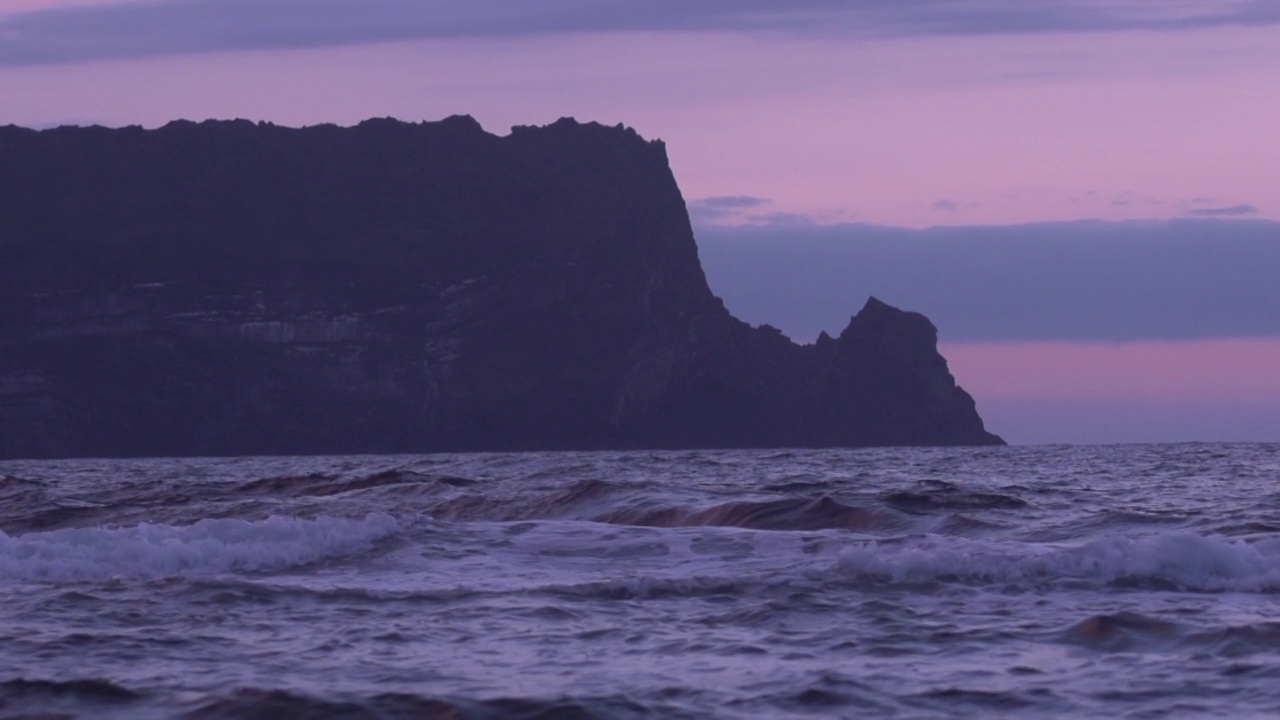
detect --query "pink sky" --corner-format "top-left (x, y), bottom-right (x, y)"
top-left (943, 339), bottom-right (1280, 443)
top-left (0, 0), bottom-right (123, 11)
top-left (2, 1), bottom-right (1277, 443)
top-left (2, 12), bottom-right (1277, 228)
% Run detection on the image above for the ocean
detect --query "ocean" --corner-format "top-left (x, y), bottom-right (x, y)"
top-left (2, 443), bottom-right (1278, 718)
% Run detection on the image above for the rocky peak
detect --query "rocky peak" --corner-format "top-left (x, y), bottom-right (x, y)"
top-left (0, 117), bottom-right (1001, 458)
top-left (839, 296), bottom-right (940, 361)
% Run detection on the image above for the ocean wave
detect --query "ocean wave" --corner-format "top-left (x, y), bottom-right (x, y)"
top-left (0, 474), bottom-right (44, 491)
top-left (0, 677), bottom-right (141, 703)
top-left (1061, 612), bottom-right (1182, 651)
top-left (183, 687), bottom-right (668, 720)
top-left (435, 479), bottom-right (901, 532)
top-left (541, 575), bottom-right (769, 601)
top-left (1062, 612), bottom-right (1280, 657)
top-left (0, 513), bottom-right (401, 582)
top-left (599, 496), bottom-right (899, 532)
top-left (879, 479), bottom-right (1027, 512)
top-left (235, 469), bottom-right (475, 498)
top-left (836, 532), bottom-right (1280, 591)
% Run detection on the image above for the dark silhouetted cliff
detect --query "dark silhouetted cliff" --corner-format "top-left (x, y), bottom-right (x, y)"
top-left (0, 116), bottom-right (1002, 458)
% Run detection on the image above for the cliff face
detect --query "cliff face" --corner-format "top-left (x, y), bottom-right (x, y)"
top-left (0, 116), bottom-right (1002, 458)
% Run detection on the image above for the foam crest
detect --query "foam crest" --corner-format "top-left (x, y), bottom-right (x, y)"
top-left (0, 514), bottom-right (401, 582)
top-left (837, 532), bottom-right (1280, 591)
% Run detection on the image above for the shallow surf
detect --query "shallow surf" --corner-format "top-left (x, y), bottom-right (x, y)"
top-left (2, 443), bottom-right (1278, 718)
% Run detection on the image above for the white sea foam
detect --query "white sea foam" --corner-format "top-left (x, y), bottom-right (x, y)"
top-left (837, 532), bottom-right (1280, 591)
top-left (0, 514), bottom-right (401, 581)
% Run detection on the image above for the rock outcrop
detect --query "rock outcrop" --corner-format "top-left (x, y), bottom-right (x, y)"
top-left (0, 116), bottom-right (1002, 458)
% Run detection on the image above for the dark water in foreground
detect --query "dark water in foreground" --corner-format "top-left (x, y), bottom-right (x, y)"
top-left (2, 444), bottom-right (1279, 719)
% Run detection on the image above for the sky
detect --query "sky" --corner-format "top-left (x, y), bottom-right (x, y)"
top-left (2, 0), bottom-right (1278, 444)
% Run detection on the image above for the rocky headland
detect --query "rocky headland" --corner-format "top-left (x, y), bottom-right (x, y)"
top-left (0, 116), bottom-right (1002, 458)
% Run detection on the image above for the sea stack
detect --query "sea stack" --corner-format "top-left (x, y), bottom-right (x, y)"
top-left (0, 116), bottom-right (1003, 458)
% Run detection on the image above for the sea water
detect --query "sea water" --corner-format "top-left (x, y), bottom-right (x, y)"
top-left (1, 443), bottom-right (1278, 718)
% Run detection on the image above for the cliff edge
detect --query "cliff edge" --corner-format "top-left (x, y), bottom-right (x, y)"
top-left (0, 116), bottom-right (1003, 458)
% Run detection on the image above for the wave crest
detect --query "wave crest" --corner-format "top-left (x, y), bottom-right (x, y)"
top-left (837, 532), bottom-right (1280, 591)
top-left (0, 513), bottom-right (401, 582)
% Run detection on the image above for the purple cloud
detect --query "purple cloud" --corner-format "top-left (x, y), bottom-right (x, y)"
top-left (695, 217), bottom-right (1280, 343)
top-left (687, 195), bottom-right (773, 224)
top-left (693, 195), bottom-right (771, 209)
top-left (1187, 204), bottom-right (1258, 217)
top-left (3, 0), bottom-right (1280, 66)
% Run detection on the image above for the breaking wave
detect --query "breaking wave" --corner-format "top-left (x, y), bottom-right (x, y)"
top-left (837, 532), bottom-right (1280, 592)
top-left (0, 513), bottom-right (401, 582)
